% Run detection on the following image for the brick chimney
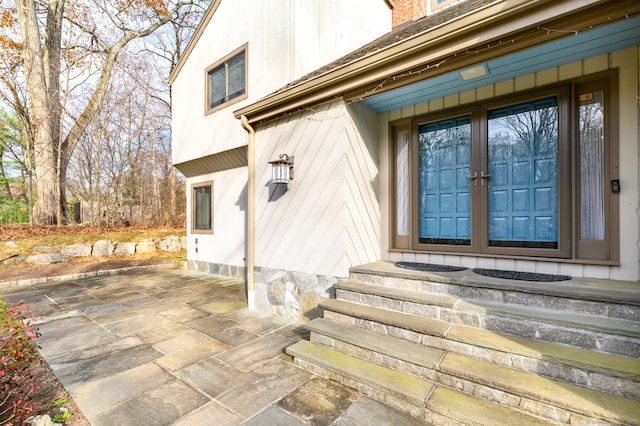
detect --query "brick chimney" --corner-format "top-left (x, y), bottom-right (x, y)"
top-left (392, 0), bottom-right (427, 27)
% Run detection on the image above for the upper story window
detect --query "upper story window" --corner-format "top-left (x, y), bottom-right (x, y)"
top-left (205, 44), bottom-right (248, 114)
top-left (430, 0), bottom-right (461, 13)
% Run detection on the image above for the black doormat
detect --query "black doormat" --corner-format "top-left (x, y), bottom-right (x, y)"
top-left (473, 268), bottom-right (571, 282)
top-left (395, 262), bottom-right (467, 273)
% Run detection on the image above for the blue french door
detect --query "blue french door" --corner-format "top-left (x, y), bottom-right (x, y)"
top-left (416, 96), bottom-right (561, 252)
top-left (418, 116), bottom-right (472, 246)
top-left (486, 97), bottom-right (559, 249)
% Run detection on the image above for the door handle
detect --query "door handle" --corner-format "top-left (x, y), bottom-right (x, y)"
top-left (466, 171), bottom-right (478, 186)
top-left (480, 171), bottom-right (491, 186)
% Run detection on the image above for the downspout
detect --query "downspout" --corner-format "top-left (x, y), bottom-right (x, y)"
top-left (240, 115), bottom-right (256, 310)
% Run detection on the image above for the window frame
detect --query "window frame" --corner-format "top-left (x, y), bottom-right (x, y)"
top-left (205, 44), bottom-right (248, 115)
top-left (191, 181), bottom-right (214, 235)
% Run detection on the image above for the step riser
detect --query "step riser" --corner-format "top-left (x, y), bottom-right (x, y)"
top-left (335, 289), bottom-right (640, 358)
top-left (311, 329), bottom-right (640, 400)
top-left (321, 312), bottom-right (640, 399)
top-left (350, 272), bottom-right (640, 322)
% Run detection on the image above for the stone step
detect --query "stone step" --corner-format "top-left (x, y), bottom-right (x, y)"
top-left (335, 281), bottom-right (640, 349)
top-left (440, 354), bottom-right (640, 425)
top-left (349, 261), bottom-right (640, 321)
top-left (286, 340), bottom-right (552, 426)
top-left (306, 318), bottom-right (640, 399)
top-left (323, 292), bottom-right (640, 357)
top-left (303, 319), bottom-right (640, 424)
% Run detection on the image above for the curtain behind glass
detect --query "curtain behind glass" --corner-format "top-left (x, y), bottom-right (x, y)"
top-left (579, 91), bottom-right (605, 240)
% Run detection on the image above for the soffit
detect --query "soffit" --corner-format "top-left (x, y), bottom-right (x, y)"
top-left (173, 146), bottom-right (247, 177)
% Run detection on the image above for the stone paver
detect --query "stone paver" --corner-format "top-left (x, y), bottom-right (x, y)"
top-left (0, 268), bottom-right (430, 425)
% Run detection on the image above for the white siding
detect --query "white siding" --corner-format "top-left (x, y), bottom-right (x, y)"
top-left (380, 46), bottom-right (640, 281)
top-left (254, 100), bottom-right (380, 277)
top-left (185, 167), bottom-right (247, 267)
top-left (172, 0), bottom-right (391, 165)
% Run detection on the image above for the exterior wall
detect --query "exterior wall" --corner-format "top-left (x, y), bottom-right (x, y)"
top-left (379, 46), bottom-right (640, 281)
top-left (252, 100), bottom-right (380, 320)
top-left (185, 167), bottom-right (247, 271)
top-left (172, 0), bottom-right (391, 166)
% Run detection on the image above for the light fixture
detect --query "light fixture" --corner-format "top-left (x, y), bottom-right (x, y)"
top-left (269, 154), bottom-right (294, 184)
top-left (459, 63), bottom-right (488, 81)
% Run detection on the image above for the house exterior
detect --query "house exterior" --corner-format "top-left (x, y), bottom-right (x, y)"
top-left (171, 0), bottom-right (640, 321)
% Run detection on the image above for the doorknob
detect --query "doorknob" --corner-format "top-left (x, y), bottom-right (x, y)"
top-left (480, 171), bottom-right (491, 186)
top-left (466, 171), bottom-right (478, 186)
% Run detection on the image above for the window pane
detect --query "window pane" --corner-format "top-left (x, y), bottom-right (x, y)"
top-left (194, 185), bottom-right (211, 230)
top-left (579, 91), bottom-right (605, 240)
top-left (209, 66), bottom-right (226, 108)
top-left (487, 97), bottom-right (558, 248)
top-left (227, 51), bottom-right (245, 100)
top-left (396, 130), bottom-right (409, 236)
top-left (417, 115), bottom-right (471, 245)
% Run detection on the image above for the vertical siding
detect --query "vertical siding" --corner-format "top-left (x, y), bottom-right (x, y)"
top-left (185, 168), bottom-right (247, 267)
top-left (254, 100), bottom-right (381, 277)
top-left (172, 0), bottom-right (391, 165)
top-left (381, 47), bottom-right (640, 281)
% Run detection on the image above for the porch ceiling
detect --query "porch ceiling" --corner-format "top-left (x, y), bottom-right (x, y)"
top-left (362, 15), bottom-right (640, 113)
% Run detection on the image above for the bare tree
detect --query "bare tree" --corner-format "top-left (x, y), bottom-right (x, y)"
top-left (1, 0), bottom-right (208, 224)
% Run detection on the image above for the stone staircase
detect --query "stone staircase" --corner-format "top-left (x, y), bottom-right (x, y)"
top-left (286, 261), bottom-right (640, 425)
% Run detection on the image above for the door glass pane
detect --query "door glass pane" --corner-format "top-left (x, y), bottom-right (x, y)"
top-left (418, 116), bottom-right (471, 245)
top-left (396, 130), bottom-right (409, 236)
top-left (487, 97), bottom-right (558, 248)
top-left (579, 91), bottom-right (605, 240)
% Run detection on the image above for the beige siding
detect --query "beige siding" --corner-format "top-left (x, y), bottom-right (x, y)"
top-left (172, 0), bottom-right (391, 166)
top-left (382, 47), bottom-right (640, 281)
top-left (185, 167), bottom-right (247, 268)
top-left (254, 100), bottom-right (380, 277)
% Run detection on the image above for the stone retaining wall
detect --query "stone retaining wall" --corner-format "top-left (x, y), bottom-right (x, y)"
top-left (3, 236), bottom-right (186, 265)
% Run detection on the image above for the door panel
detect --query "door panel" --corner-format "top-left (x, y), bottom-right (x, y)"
top-left (486, 97), bottom-right (559, 249)
top-left (417, 116), bottom-right (472, 245)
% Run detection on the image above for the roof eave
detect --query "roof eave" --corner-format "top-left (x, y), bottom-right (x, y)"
top-left (233, 0), bottom-right (616, 124)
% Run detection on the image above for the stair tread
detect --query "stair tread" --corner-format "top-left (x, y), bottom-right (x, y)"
top-left (286, 340), bottom-right (434, 406)
top-left (287, 340), bottom-right (552, 426)
top-left (448, 323), bottom-right (640, 379)
top-left (457, 299), bottom-right (640, 339)
top-left (351, 261), bottom-right (640, 306)
top-left (338, 279), bottom-right (640, 338)
top-left (306, 318), bottom-right (445, 369)
top-left (320, 299), bottom-right (450, 337)
top-left (336, 280), bottom-right (458, 308)
top-left (440, 353), bottom-right (640, 425)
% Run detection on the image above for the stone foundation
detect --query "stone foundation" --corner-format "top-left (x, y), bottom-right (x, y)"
top-left (186, 260), bottom-right (339, 322)
top-left (254, 266), bottom-right (339, 322)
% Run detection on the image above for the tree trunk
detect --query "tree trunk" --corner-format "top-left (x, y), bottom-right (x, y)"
top-left (17, 0), bottom-right (59, 224)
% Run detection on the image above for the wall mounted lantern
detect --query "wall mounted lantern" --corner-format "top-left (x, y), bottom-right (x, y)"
top-left (269, 154), bottom-right (294, 184)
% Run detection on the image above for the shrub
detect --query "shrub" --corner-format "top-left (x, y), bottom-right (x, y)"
top-left (0, 299), bottom-right (39, 424)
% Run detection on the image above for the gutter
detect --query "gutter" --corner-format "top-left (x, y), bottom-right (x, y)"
top-left (234, 0), bottom-right (623, 124)
top-left (240, 115), bottom-right (256, 310)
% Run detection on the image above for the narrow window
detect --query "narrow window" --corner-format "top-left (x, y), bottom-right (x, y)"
top-left (206, 45), bottom-right (247, 114)
top-left (192, 181), bottom-right (213, 234)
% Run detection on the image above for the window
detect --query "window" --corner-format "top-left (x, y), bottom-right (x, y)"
top-left (391, 71), bottom-right (618, 262)
top-left (205, 45), bottom-right (247, 114)
top-left (192, 181), bottom-right (213, 234)
top-left (430, 0), bottom-right (460, 13)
